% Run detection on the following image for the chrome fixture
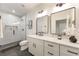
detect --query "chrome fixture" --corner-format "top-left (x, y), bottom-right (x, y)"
top-left (56, 3), bottom-right (65, 7)
top-left (38, 10), bottom-right (43, 14)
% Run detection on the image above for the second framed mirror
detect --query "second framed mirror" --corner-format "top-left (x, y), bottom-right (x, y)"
top-left (50, 7), bottom-right (76, 35)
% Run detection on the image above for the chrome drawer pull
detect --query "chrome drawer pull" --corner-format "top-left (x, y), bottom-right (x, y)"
top-left (35, 44), bottom-right (36, 48)
top-left (48, 52), bottom-right (54, 55)
top-left (67, 50), bottom-right (78, 55)
top-left (48, 44), bottom-right (53, 47)
top-left (13, 30), bottom-right (15, 35)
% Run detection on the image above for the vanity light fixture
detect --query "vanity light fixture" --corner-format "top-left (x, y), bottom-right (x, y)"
top-left (38, 10), bottom-right (43, 14)
top-left (37, 10), bottom-right (47, 18)
top-left (56, 3), bottom-right (65, 7)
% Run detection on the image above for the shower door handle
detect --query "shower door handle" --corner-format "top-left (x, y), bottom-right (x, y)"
top-left (13, 30), bottom-right (15, 35)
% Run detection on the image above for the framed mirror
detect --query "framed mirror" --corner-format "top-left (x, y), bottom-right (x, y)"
top-left (56, 19), bottom-right (66, 35)
top-left (0, 16), bottom-right (3, 37)
top-left (50, 7), bottom-right (76, 35)
top-left (36, 15), bottom-right (49, 35)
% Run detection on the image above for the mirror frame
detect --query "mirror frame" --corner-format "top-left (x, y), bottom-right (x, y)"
top-left (50, 7), bottom-right (76, 35)
top-left (36, 15), bottom-right (49, 35)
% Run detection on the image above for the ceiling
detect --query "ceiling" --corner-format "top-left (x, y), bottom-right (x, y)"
top-left (0, 3), bottom-right (56, 17)
top-left (0, 3), bottom-right (40, 17)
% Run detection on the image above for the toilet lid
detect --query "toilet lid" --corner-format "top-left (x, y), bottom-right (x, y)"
top-left (19, 40), bottom-right (28, 46)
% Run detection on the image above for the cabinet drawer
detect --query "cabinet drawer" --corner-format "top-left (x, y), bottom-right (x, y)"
top-left (45, 41), bottom-right (59, 51)
top-left (44, 49), bottom-right (59, 56)
top-left (44, 41), bottom-right (59, 56)
top-left (60, 45), bottom-right (79, 56)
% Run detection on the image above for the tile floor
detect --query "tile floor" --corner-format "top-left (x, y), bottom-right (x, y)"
top-left (0, 46), bottom-right (33, 56)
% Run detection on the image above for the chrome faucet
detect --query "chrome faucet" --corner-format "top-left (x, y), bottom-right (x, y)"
top-left (36, 32), bottom-right (44, 36)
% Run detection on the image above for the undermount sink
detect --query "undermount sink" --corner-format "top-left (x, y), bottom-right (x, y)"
top-left (38, 34), bottom-right (44, 36)
top-left (57, 35), bottom-right (62, 40)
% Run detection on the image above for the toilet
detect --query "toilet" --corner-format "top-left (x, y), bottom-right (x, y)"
top-left (19, 40), bottom-right (28, 51)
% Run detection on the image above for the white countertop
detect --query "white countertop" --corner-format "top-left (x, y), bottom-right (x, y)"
top-left (27, 35), bottom-right (79, 49)
top-left (0, 36), bottom-right (3, 39)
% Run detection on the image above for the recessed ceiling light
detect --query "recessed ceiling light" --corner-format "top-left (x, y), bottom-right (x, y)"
top-left (12, 9), bottom-right (15, 13)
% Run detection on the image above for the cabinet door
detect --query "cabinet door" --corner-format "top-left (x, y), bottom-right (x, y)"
top-left (60, 45), bottom-right (79, 56)
top-left (28, 37), bottom-right (44, 56)
top-left (44, 41), bottom-right (59, 56)
top-left (29, 41), bottom-right (36, 55)
top-left (33, 38), bottom-right (43, 56)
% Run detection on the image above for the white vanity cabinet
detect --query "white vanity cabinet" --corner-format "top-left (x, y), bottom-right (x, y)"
top-left (28, 37), bottom-right (44, 56)
top-left (44, 41), bottom-right (59, 56)
top-left (60, 45), bottom-right (79, 56)
top-left (27, 35), bottom-right (79, 56)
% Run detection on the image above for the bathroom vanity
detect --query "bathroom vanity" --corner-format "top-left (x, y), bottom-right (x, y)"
top-left (27, 6), bottom-right (79, 56)
top-left (27, 35), bottom-right (79, 56)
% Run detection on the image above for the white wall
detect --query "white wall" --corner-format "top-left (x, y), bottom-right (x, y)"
top-left (25, 4), bottom-right (73, 35)
top-left (25, 4), bottom-right (54, 35)
top-left (26, 11), bottom-right (37, 35)
top-left (25, 3), bottom-right (79, 40)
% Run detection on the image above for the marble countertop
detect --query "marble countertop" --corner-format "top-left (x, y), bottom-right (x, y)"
top-left (27, 35), bottom-right (79, 49)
